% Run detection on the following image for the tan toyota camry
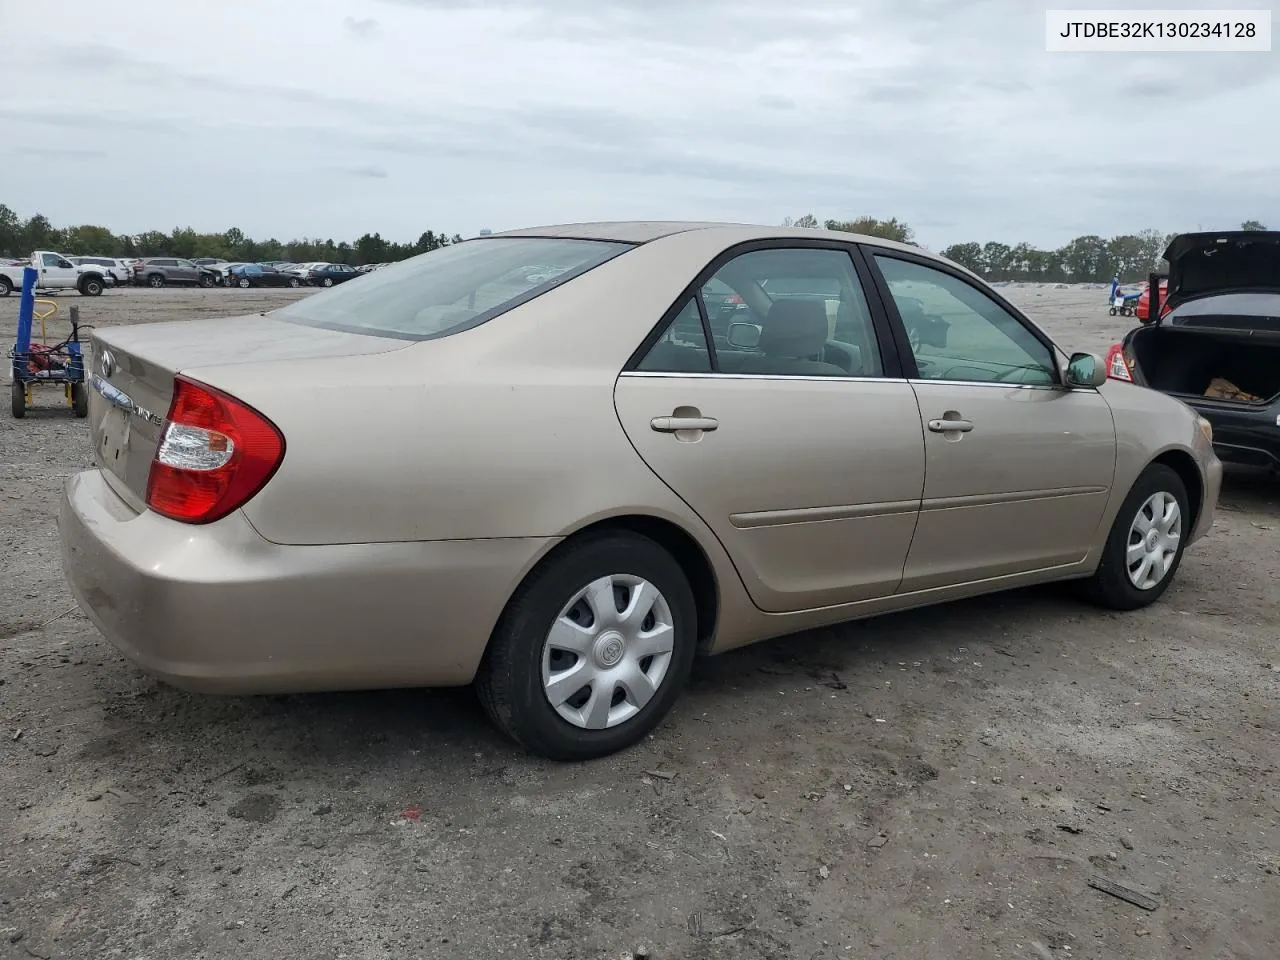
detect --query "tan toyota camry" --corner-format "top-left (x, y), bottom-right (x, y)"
top-left (61, 222), bottom-right (1222, 759)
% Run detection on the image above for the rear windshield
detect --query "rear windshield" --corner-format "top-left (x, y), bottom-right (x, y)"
top-left (274, 237), bottom-right (631, 340)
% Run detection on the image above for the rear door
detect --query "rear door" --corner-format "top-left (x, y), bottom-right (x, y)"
top-left (863, 249), bottom-right (1116, 591)
top-left (614, 242), bottom-right (925, 613)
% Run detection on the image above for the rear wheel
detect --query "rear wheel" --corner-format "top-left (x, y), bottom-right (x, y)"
top-left (11, 379), bottom-right (25, 418)
top-left (322, 277), bottom-right (334, 287)
top-left (477, 532), bottom-right (697, 760)
top-left (148, 274), bottom-right (165, 288)
top-left (0, 277), bottom-right (12, 297)
top-left (238, 277), bottom-right (250, 289)
top-left (289, 277), bottom-right (300, 288)
top-left (1082, 463), bottom-right (1189, 610)
top-left (79, 276), bottom-right (104, 296)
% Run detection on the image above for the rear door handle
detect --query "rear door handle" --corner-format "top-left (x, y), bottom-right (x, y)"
top-left (651, 416), bottom-right (719, 433)
top-left (927, 418), bottom-right (973, 433)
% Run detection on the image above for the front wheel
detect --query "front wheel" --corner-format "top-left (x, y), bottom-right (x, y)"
top-left (79, 276), bottom-right (104, 296)
top-left (1108, 306), bottom-right (1118, 316)
top-left (477, 532), bottom-right (698, 761)
top-left (289, 277), bottom-right (300, 288)
top-left (0, 277), bottom-right (13, 297)
top-left (1082, 463), bottom-right (1189, 610)
top-left (199, 274), bottom-right (214, 288)
top-left (238, 277), bottom-right (250, 289)
top-left (322, 277), bottom-right (334, 287)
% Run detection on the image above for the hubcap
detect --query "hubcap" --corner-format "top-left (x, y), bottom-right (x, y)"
top-left (541, 574), bottom-right (675, 730)
top-left (1126, 491), bottom-right (1182, 590)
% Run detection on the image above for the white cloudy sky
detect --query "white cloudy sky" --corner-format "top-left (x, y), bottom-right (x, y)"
top-left (1, 0), bottom-right (1277, 249)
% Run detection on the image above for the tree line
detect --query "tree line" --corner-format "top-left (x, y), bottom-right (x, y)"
top-left (785, 214), bottom-right (1270, 283)
top-left (2, 202), bottom-right (1269, 282)
top-left (0, 203), bottom-right (464, 266)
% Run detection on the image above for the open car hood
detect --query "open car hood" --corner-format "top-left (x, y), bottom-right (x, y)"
top-left (1163, 231), bottom-right (1280, 311)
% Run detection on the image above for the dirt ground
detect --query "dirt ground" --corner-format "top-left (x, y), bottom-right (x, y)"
top-left (1, 286), bottom-right (1277, 960)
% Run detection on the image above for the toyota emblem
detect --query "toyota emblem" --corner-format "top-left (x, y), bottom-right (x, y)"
top-left (99, 349), bottom-right (116, 379)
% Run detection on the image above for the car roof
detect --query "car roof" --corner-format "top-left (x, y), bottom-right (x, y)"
top-left (489, 220), bottom-right (926, 257)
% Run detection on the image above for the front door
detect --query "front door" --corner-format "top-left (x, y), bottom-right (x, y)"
top-left (866, 251), bottom-right (1117, 591)
top-left (614, 244), bottom-right (925, 613)
top-left (39, 253), bottom-right (78, 289)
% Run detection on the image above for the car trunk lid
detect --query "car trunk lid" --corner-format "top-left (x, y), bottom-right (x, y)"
top-left (1159, 230), bottom-right (1280, 326)
top-left (88, 314), bottom-right (410, 510)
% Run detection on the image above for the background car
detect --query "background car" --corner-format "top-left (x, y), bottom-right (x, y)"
top-left (69, 256), bottom-right (132, 285)
top-left (227, 263), bottom-right (304, 288)
top-left (308, 263), bottom-right (362, 287)
top-left (132, 258), bottom-right (219, 288)
top-left (1105, 230), bottom-right (1280, 475)
top-left (62, 222), bottom-right (1221, 762)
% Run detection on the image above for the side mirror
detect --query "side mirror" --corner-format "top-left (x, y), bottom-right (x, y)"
top-left (1065, 351), bottom-right (1107, 388)
top-left (726, 322), bottom-right (761, 349)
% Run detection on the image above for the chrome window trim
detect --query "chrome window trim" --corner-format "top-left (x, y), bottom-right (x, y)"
top-left (619, 370), bottom-right (1069, 391)
top-left (619, 370), bottom-right (903, 384)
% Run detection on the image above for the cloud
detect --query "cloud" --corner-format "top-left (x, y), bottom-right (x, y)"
top-left (327, 164), bottom-right (389, 179)
top-left (0, 0), bottom-right (1274, 248)
top-left (7, 146), bottom-right (108, 159)
top-left (342, 16), bottom-right (381, 38)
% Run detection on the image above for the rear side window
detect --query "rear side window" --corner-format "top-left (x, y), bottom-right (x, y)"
top-left (275, 237), bottom-right (631, 340)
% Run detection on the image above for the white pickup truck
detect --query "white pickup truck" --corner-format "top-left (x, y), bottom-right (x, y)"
top-left (0, 251), bottom-right (110, 297)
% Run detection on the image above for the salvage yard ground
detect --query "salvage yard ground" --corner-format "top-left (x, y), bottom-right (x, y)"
top-left (1, 287), bottom-right (1277, 960)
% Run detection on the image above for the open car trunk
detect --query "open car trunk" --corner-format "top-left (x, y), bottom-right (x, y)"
top-left (1129, 324), bottom-right (1280, 406)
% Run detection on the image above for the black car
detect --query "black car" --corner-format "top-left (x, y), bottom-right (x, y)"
top-left (1108, 230), bottom-right (1280, 474)
top-left (228, 264), bottom-right (304, 289)
top-left (308, 263), bottom-right (363, 287)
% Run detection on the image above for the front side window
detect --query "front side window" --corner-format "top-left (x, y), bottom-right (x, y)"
top-left (42, 253), bottom-right (60, 267)
top-left (703, 247), bottom-right (883, 378)
top-left (275, 237), bottom-right (630, 340)
top-left (873, 255), bottom-right (1057, 385)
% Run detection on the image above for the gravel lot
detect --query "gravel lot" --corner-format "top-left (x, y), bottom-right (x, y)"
top-left (1, 286), bottom-right (1277, 960)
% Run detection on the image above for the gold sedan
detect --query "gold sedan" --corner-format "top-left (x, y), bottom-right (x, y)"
top-left (60, 222), bottom-right (1221, 759)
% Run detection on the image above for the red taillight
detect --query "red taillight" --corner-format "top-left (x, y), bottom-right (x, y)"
top-left (1104, 342), bottom-right (1133, 382)
top-left (727, 293), bottom-right (744, 304)
top-left (145, 375), bottom-right (285, 524)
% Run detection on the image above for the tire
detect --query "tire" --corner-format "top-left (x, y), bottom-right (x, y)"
top-left (148, 274), bottom-right (165, 288)
top-left (79, 276), bottom-right (104, 297)
top-left (11, 379), bottom-right (25, 418)
top-left (199, 274), bottom-right (214, 288)
top-left (0, 277), bottom-right (12, 297)
top-left (71, 382), bottom-right (88, 418)
top-left (289, 277), bottom-right (300, 288)
top-left (1082, 463), bottom-right (1189, 611)
top-left (1108, 306), bottom-right (1117, 316)
top-left (322, 277), bottom-right (334, 287)
top-left (477, 531), bottom-right (698, 761)
top-left (238, 277), bottom-right (250, 289)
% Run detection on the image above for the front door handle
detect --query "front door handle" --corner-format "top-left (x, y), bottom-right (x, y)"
top-left (927, 418), bottom-right (973, 433)
top-left (651, 416), bottom-right (719, 433)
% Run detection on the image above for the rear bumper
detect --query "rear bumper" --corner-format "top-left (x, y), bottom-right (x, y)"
top-left (1186, 400), bottom-right (1280, 469)
top-left (59, 469), bottom-right (554, 694)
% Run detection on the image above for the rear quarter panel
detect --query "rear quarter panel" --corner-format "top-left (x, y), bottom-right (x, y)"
top-left (189, 230), bottom-right (763, 547)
